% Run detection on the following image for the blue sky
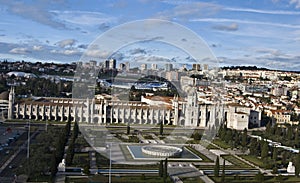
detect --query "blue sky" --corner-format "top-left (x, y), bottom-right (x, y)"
top-left (0, 0), bottom-right (300, 71)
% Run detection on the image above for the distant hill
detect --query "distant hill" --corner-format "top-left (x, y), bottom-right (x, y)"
top-left (221, 66), bottom-right (300, 73)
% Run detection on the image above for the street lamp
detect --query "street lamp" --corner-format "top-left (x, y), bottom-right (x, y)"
top-left (106, 143), bottom-right (112, 183)
top-left (27, 121), bottom-right (30, 159)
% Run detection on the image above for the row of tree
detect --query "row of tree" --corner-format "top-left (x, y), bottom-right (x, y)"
top-left (214, 156), bottom-right (226, 182)
top-left (50, 121), bottom-right (71, 181)
top-left (218, 125), bottom-right (248, 151)
top-left (265, 122), bottom-right (300, 147)
top-left (158, 158), bottom-right (169, 183)
top-left (218, 124), bottom-right (300, 176)
top-left (65, 121), bottom-right (79, 166)
top-left (23, 122), bottom-right (70, 182)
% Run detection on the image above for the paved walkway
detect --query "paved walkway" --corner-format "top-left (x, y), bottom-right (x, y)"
top-left (168, 163), bottom-right (214, 183)
top-left (189, 144), bottom-right (231, 166)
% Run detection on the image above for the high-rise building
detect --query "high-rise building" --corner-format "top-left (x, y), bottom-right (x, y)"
top-left (125, 62), bottom-right (130, 71)
top-left (109, 59), bottom-right (116, 69)
top-left (203, 64), bottom-right (208, 71)
top-left (165, 63), bottom-right (173, 71)
top-left (105, 60), bottom-right (110, 69)
top-left (151, 63), bottom-right (158, 70)
top-left (192, 64), bottom-right (201, 71)
top-left (119, 63), bottom-right (126, 71)
top-left (141, 64), bottom-right (147, 71)
top-left (166, 71), bottom-right (179, 81)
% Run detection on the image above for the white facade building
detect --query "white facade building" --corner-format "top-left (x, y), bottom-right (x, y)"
top-left (8, 88), bottom-right (253, 130)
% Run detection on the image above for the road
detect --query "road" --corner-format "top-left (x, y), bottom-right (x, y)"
top-left (0, 124), bottom-right (40, 182)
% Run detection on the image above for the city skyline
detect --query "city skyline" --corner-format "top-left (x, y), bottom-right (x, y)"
top-left (0, 0), bottom-right (300, 71)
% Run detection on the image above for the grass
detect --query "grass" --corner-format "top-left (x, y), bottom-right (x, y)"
top-left (143, 135), bottom-right (154, 140)
top-left (180, 176), bottom-right (205, 183)
top-left (211, 175), bottom-right (300, 183)
top-left (212, 139), bottom-right (231, 149)
top-left (221, 155), bottom-right (252, 169)
top-left (66, 174), bottom-right (172, 183)
top-left (239, 155), bottom-right (264, 168)
top-left (72, 153), bottom-right (89, 167)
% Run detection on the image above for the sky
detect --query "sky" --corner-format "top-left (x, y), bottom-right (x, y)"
top-left (0, 0), bottom-right (300, 71)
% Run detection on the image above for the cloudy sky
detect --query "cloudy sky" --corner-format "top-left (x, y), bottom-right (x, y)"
top-left (0, 0), bottom-right (300, 71)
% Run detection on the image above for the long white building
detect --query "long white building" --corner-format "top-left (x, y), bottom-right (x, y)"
top-left (7, 88), bottom-right (254, 130)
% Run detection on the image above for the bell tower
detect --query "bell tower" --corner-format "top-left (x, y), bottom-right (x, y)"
top-left (8, 86), bottom-right (15, 120)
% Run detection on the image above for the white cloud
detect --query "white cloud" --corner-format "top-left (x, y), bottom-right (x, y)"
top-left (156, 2), bottom-right (221, 20)
top-left (290, 0), bottom-right (300, 8)
top-left (55, 39), bottom-right (77, 48)
top-left (33, 45), bottom-right (43, 51)
top-left (212, 23), bottom-right (238, 31)
top-left (63, 49), bottom-right (81, 55)
top-left (51, 10), bottom-right (117, 26)
top-left (224, 7), bottom-right (300, 15)
top-left (9, 47), bottom-right (30, 54)
top-left (84, 49), bottom-right (110, 58)
top-left (51, 48), bottom-right (81, 56)
top-left (2, 1), bottom-right (67, 29)
top-left (191, 18), bottom-right (300, 29)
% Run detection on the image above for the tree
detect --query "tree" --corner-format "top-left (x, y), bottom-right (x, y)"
top-left (261, 141), bottom-right (269, 161)
top-left (295, 153), bottom-right (300, 177)
top-left (65, 141), bottom-right (74, 166)
top-left (272, 166), bottom-right (278, 174)
top-left (272, 148), bottom-right (278, 161)
top-left (214, 156), bottom-right (220, 177)
top-left (255, 171), bottom-right (264, 182)
top-left (126, 124), bottom-right (130, 135)
top-left (249, 138), bottom-right (259, 156)
top-left (159, 160), bottom-right (163, 177)
top-left (233, 130), bottom-right (239, 147)
top-left (282, 151), bottom-right (288, 166)
top-left (276, 174), bottom-right (284, 183)
top-left (163, 158), bottom-right (168, 183)
top-left (224, 129), bottom-right (232, 143)
top-left (287, 125), bottom-right (293, 141)
top-left (219, 125), bottom-right (226, 140)
top-left (160, 121), bottom-right (163, 136)
top-left (73, 121), bottom-right (79, 139)
top-left (221, 159), bottom-right (225, 183)
top-left (141, 173), bottom-right (145, 180)
top-left (193, 132), bottom-right (201, 141)
top-left (242, 128), bottom-right (248, 152)
top-left (295, 130), bottom-right (300, 148)
top-left (266, 122), bottom-right (272, 136)
top-left (50, 151), bottom-right (57, 179)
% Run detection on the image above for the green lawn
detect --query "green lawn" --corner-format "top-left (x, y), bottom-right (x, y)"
top-left (180, 176), bottom-right (205, 183)
top-left (72, 153), bottom-right (89, 167)
top-left (66, 174), bottom-right (172, 183)
top-left (211, 175), bottom-right (300, 183)
top-left (212, 139), bottom-right (231, 149)
top-left (239, 155), bottom-right (264, 168)
top-left (221, 155), bottom-right (252, 169)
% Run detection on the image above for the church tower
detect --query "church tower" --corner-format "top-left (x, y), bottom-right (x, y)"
top-left (185, 88), bottom-right (199, 126)
top-left (8, 86), bottom-right (15, 120)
